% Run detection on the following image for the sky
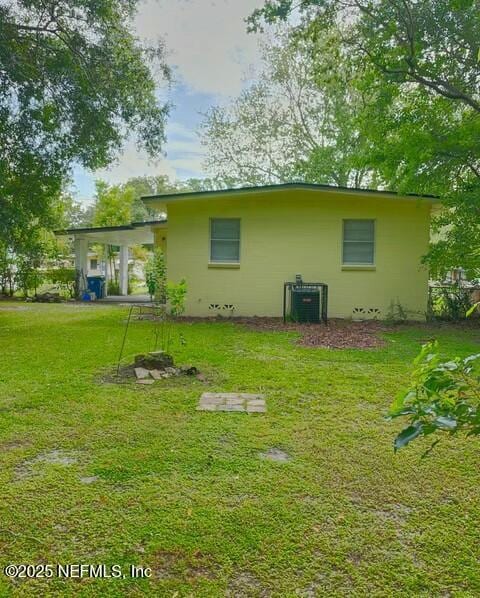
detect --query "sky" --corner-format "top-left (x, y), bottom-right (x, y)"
top-left (71, 0), bottom-right (267, 205)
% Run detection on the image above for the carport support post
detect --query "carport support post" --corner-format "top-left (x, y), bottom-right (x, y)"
top-left (74, 237), bottom-right (88, 297)
top-left (104, 244), bottom-right (110, 297)
top-left (119, 245), bottom-right (129, 296)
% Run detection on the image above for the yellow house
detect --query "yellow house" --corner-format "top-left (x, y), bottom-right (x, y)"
top-left (143, 183), bottom-right (437, 321)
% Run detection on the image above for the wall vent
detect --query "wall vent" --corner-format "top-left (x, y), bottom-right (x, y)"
top-left (353, 307), bottom-right (380, 318)
top-left (209, 303), bottom-right (236, 312)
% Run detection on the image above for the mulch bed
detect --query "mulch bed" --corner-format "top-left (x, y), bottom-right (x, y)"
top-left (179, 316), bottom-right (388, 349)
top-left (234, 317), bottom-right (388, 349)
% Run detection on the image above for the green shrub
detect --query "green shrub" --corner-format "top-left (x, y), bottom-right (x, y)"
top-left (428, 285), bottom-right (473, 321)
top-left (145, 248), bottom-right (166, 301)
top-left (388, 340), bottom-right (480, 454)
top-left (108, 281), bottom-right (120, 295)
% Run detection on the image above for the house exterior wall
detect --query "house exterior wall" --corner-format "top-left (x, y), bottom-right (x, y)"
top-left (153, 228), bottom-right (167, 254)
top-left (162, 188), bottom-right (432, 320)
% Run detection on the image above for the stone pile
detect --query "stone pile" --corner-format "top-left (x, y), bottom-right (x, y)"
top-left (133, 350), bottom-right (198, 385)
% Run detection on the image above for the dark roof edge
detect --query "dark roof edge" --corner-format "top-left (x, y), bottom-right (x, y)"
top-left (55, 219), bottom-right (166, 236)
top-left (141, 182), bottom-right (439, 203)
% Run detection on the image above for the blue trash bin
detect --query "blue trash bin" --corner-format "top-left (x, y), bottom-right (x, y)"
top-left (86, 276), bottom-right (105, 300)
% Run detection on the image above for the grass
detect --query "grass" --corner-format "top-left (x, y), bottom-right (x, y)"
top-left (0, 302), bottom-right (479, 596)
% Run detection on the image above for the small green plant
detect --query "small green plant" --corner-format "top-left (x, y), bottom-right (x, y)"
top-left (167, 279), bottom-right (187, 317)
top-left (145, 248), bottom-right (167, 302)
top-left (388, 341), bottom-right (480, 454)
top-left (152, 279), bottom-right (188, 355)
top-left (385, 299), bottom-right (408, 324)
top-left (107, 280), bottom-right (120, 296)
top-left (15, 256), bottom-right (45, 297)
top-left (46, 268), bottom-right (76, 298)
top-left (466, 302), bottom-right (480, 317)
top-left (428, 285), bottom-right (473, 321)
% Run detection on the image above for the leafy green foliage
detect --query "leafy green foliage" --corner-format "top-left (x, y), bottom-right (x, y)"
top-left (92, 181), bottom-right (135, 228)
top-left (388, 341), bottom-right (480, 452)
top-left (0, 229), bottom-right (59, 297)
top-left (44, 267), bottom-right (76, 297)
top-left (0, 0), bottom-right (169, 257)
top-left (145, 248), bottom-right (167, 302)
top-left (167, 279), bottom-right (187, 318)
top-left (201, 30), bottom-right (370, 187)
top-left (429, 286), bottom-right (473, 321)
top-left (385, 300), bottom-right (409, 324)
top-left (466, 302), bottom-right (480, 317)
top-left (248, 0), bottom-right (480, 277)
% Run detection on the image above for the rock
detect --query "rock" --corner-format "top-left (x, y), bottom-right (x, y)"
top-left (34, 292), bottom-right (62, 303)
top-left (181, 365), bottom-right (199, 376)
top-left (196, 373), bottom-right (207, 382)
top-left (134, 351), bottom-right (174, 370)
top-left (134, 367), bottom-right (151, 380)
top-left (149, 369), bottom-right (163, 380)
top-left (136, 379), bottom-right (155, 385)
top-left (164, 367), bottom-right (178, 375)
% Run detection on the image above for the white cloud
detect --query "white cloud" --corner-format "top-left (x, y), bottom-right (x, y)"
top-left (135, 0), bottom-right (265, 97)
top-left (73, 0), bottom-right (267, 195)
top-left (93, 121), bottom-right (205, 184)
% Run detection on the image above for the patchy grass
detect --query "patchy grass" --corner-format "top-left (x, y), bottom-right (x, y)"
top-left (0, 302), bottom-right (479, 596)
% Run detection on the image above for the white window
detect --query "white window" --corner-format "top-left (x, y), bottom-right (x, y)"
top-left (90, 258), bottom-right (98, 270)
top-left (210, 218), bottom-right (240, 263)
top-left (343, 219), bottom-right (375, 265)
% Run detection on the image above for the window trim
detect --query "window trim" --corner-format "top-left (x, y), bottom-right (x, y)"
top-left (209, 217), bottom-right (241, 264)
top-left (342, 219), bottom-right (376, 266)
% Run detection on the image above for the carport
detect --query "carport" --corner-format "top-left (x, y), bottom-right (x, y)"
top-left (56, 220), bottom-right (166, 298)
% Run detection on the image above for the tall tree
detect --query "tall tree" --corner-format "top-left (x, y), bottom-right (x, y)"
top-left (0, 0), bottom-right (170, 252)
top-left (248, 0), bottom-right (480, 278)
top-left (123, 175), bottom-right (178, 222)
top-left (201, 31), bottom-right (370, 187)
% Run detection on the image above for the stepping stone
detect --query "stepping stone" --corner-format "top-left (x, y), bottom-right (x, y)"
top-left (217, 404), bottom-right (245, 412)
top-left (134, 367), bottom-right (151, 380)
top-left (246, 399), bottom-right (267, 413)
top-left (197, 393), bottom-right (266, 413)
top-left (136, 379), bottom-right (155, 385)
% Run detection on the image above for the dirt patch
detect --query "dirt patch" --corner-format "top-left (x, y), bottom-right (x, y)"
top-left (226, 571), bottom-right (270, 597)
top-left (99, 362), bottom-right (204, 386)
top-left (150, 549), bottom-right (216, 582)
top-left (0, 438), bottom-right (31, 451)
top-left (258, 448), bottom-right (291, 463)
top-left (98, 364), bottom-right (139, 384)
top-left (14, 449), bottom-right (79, 480)
top-left (80, 475), bottom-right (99, 485)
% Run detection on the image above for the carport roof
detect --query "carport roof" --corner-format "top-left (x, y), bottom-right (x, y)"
top-left (55, 219), bottom-right (166, 245)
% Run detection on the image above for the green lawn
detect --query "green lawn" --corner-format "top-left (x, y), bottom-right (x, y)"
top-left (0, 303), bottom-right (479, 597)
